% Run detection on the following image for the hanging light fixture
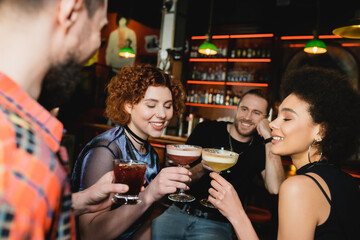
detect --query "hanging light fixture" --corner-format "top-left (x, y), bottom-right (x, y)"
top-left (304, 36), bottom-right (327, 54)
top-left (304, 0), bottom-right (327, 54)
top-left (198, 34), bottom-right (217, 55)
top-left (333, 9), bottom-right (360, 39)
top-left (198, 0), bottom-right (217, 56)
top-left (119, 39), bottom-right (135, 58)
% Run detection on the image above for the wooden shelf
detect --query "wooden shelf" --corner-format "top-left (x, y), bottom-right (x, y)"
top-left (191, 33), bottom-right (274, 40)
top-left (228, 58), bottom-right (271, 63)
top-left (189, 58), bottom-right (227, 62)
top-left (187, 80), bottom-right (268, 87)
top-left (189, 58), bottom-right (271, 63)
top-left (187, 80), bottom-right (225, 85)
top-left (226, 82), bottom-right (268, 87)
top-left (187, 33), bottom-right (274, 121)
top-left (186, 103), bottom-right (237, 109)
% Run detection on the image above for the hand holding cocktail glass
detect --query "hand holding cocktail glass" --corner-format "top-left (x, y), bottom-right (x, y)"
top-left (208, 171), bottom-right (244, 219)
top-left (200, 148), bottom-right (239, 208)
top-left (166, 144), bottom-right (202, 202)
top-left (113, 158), bottom-right (148, 205)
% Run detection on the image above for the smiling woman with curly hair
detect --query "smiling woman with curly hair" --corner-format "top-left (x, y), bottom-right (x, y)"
top-left (207, 66), bottom-right (360, 240)
top-left (105, 64), bottom-right (185, 126)
top-left (72, 64), bottom-right (191, 240)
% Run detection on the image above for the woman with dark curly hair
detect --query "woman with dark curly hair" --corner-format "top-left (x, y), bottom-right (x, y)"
top-left (207, 66), bottom-right (360, 239)
top-left (71, 64), bottom-right (191, 240)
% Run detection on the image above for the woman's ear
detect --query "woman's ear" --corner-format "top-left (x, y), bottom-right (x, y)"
top-left (124, 101), bottom-right (132, 114)
top-left (315, 123), bottom-right (326, 142)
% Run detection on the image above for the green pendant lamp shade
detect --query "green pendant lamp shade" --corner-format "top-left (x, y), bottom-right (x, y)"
top-left (304, 38), bottom-right (327, 54)
top-left (119, 47), bottom-right (135, 58)
top-left (119, 39), bottom-right (135, 58)
top-left (198, 41), bottom-right (217, 55)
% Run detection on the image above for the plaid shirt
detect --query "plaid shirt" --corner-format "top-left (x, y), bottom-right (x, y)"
top-left (0, 73), bottom-right (75, 239)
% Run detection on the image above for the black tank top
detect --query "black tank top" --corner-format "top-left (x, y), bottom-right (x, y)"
top-left (297, 162), bottom-right (360, 240)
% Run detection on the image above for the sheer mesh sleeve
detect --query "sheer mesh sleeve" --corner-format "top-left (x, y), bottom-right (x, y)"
top-left (79, 141), bottom-right (120, 191)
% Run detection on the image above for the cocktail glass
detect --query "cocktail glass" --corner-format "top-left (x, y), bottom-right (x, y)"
top-left (166, 144), bottom-right (202, 202)
top-left (113, 158), bottom-right (148, 205)
top-left (200, 148), bottom-right (239, 208)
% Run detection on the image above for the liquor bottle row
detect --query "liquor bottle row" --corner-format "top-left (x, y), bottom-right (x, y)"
top-left (187, 89), bottom-right (243, 106)
top-left (190, 66), bottom-right (226, 81)
top-left (189, 44), bottom-right (271, 59)
top-left (230, 47), bottom-right (271, 59)
top-left (227, 67), bottom-right (269, 83)
top-left (190, 66), bottom-right (269, 83)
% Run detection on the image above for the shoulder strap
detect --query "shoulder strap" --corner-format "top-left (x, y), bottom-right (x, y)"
top-left (303, 174), bottom-right (349, 239)
top-left (303, 174), bottom-right (332, 205)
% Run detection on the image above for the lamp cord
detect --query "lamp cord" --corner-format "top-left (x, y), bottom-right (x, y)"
top-left (314, 0), bottom-right (321, 38)
top-left (207, 0), bottom-right (214, 36)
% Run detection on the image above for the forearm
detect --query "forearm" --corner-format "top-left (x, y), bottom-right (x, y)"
top-left (79, 195), bottom-right (153, 240)
top-left (229, 208), bottom-right (259, 240)
top-left (263, 143), bottom-right (285, 194)
top-left (72, 191), bottom-right (89, 216)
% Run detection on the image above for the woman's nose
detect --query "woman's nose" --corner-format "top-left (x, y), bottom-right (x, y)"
top-left (155, 107), bottom-right (166, 118)
top-left (269, 118), bottom-right (278, 130)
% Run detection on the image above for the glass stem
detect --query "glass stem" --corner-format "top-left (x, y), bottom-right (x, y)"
top-left (179, 164), bottom-right (187, 194)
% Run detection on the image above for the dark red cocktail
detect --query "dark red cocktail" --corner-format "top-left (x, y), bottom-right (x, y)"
top-left (113, 159), bottom-right (148, 205)
top-left (167, 154), bottom-right (200, 165)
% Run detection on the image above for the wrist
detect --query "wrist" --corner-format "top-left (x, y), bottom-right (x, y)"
top-left (228, 205), bottom-right (246, 225)
top-left (71, 191), bottom-right (88, 216)
top-left (139, 190), bottom-right (155, 209)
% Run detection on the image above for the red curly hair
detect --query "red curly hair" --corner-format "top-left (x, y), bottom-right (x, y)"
top-left (105, 64), bottom-right (185, 126)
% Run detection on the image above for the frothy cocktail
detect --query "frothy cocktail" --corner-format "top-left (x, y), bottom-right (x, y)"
top-left (202, 148), bottom-right (239, 172)
top-left (200, 148), bottom-right (239, 208)
top-left (166, 144), bottom-right (202, 202)
top-left (166, 144), bottom-right (202, 165)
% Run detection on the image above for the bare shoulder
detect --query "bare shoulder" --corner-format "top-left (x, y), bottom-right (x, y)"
top-left (279, 175), bottom-right (319, 201)
top-left (278, 175), bottom-right (321, 239)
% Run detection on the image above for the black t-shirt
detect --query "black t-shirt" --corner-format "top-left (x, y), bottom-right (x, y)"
top-left (186, 120), bottom-right (266, 207)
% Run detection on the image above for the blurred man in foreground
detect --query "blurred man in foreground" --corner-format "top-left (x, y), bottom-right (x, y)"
top-left (0, 0), bottom-right (128, 238)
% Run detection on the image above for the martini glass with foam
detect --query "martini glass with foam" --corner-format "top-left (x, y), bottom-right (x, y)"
top-left (200, 148), bottom-right (239, 208)
top-left (166, 144), bottom-right (202, 202)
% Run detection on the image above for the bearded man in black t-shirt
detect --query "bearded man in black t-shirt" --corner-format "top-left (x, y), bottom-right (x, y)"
top-left (152, 89), bottom-right (285, 240)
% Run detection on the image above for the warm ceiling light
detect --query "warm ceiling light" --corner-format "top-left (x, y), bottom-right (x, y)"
top-left (198, 35), bottom-right (217, 55)
top-left (198, 0), bottom-right (217, 56)
top-left (119, 39), bottom-right (135, 58)
top-left (304, 0), bottom-right (327, 54)
top-left (119, 47), bottom-right (135, 58)
top-left (333, 9), bottom-right (360, 39)
top-left (304, 38), bottom-right (327, 54)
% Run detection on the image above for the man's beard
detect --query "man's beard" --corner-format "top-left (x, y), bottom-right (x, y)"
top-left (234, 119), bottom-right (256, 137)
top-left (37, 57), bottom-right (82, 111)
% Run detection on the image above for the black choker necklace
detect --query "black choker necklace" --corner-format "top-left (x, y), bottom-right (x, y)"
top-left (124, 125), bottom-right (148, 149)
